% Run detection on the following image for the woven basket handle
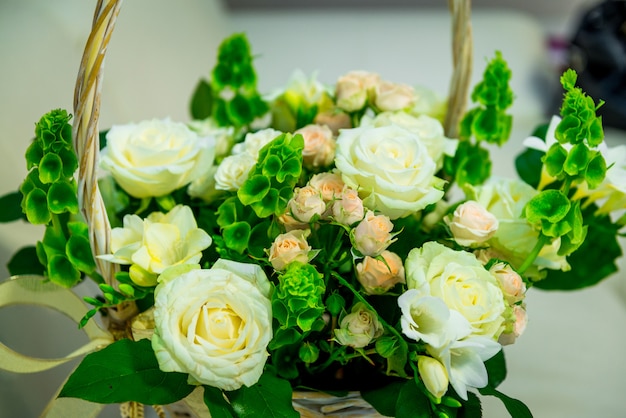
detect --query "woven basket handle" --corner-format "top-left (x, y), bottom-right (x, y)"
top-left (72, 0), bottom-right (472, 285)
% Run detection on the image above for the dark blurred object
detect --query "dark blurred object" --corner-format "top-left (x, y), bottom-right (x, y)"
top-left (568, 0), bottom-right (626, 130)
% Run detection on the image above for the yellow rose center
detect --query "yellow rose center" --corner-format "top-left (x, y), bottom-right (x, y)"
top-left (195, 304), bottom-right (243, 350)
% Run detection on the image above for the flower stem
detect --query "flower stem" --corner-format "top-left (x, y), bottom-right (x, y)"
top-left (517, 233), bottom-right (550, 275)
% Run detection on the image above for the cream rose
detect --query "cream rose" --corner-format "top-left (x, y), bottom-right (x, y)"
top-left (405, 242), bottom-right (507, 339)
top-left (335, 125), bottom-right (445, 219)
top-left (152, 259), bottom-right (272, 391)
top-left (231, 128), bottom-right (283, 157)
top-left (99, 205), bottom-right (212, 286)
top-left (296, 124), bottom-right (336, 169)
top-left (445, 200), bottom-right (499, 247)
top-left (100, 118), bottom-right (215, 198)
top-left (374, 80), bottom-right (416, 112)
top-left (352, 210), bottom-right (395, 257)
top-left (363, 112), bottom-right (457, 168)
top-left (334, 302), bottom-right (383, 348)
top-left (214, 153), bottom-right (257, 191)
top-left (267, 229), bottom-right (312, 271)
top-left (335, 70), bottom-right (381, 112)
top-left (356, 250), bottom-right (405, 294)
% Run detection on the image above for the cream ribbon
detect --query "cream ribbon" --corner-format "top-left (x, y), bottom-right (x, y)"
top-left (0, 275), bottom-right (114, 417)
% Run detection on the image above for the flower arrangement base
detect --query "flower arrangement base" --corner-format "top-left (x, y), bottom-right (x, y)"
top-left (292, 391), bottom-right (384, 417)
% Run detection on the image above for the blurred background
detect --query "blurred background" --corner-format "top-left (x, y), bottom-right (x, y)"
top-left (0, 1), bottom-right (624, 417)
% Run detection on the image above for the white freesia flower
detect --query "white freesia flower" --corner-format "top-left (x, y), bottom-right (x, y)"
top-left (283, 69), bottom-right (328, 107)
top-left (428, 335), bottom-right (502, 401)
top-left (100, 118), bottom-right (215, 198)
top-left (335, 125), bottom-right (445, 219)
top-left (152, 259), bottom-right (272, 391)
top-left (99, 205), bottom-right (212, 286)
top-left (398, 288), bottom-right (471, 349)
top-left (405, 242), bottom-right (506, 339)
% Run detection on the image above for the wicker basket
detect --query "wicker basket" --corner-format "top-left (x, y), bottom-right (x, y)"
top-left (71, 0), bottom-right (473, 416)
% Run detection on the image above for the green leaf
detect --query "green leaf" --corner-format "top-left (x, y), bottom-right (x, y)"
top-left (0, 191), bottom-right (25, 223)
top-left (226, 372), bottom-right (299, 418)
top-left (395, 379), bottom-right (433, 418)
top-left (66, 235), bottom-right (96, 274)
top-left (515, 148), bottom-right (544, 189)
top-left (484, 350), bottom-right (506, 388)
top-left (361, 380), bottom-right (405, 416)
top-left (534, 210), bottom-right (621, 290)
top-left (190, 79), bottom-right (213, 120)
top-left (7, 246), bottom-right (45, 276)
top-left (222, 221), bottom-right (251, 254)
top-left (203, 386), bottom-right (237, 418)
top-left (459, 392), bottom-right (482, 418)
top-left (59, 339), bottom-right (195, 405)
top-left (478, 387), bottom-right (533, 418)
top-left (47, 254), bottom-right (81, 288)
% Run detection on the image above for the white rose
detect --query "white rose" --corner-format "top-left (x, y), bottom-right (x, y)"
top-left (334, 302), bottom-right (383, 348)
top-left (99, 205), bottom-right (212, 286)
top-left (445, 200), bottom-right (499, 247)
top-left (405, 242), bottom-right (507, 339)
top-left (214, 153), bottom-right (257, 191)
top-left (187, 118), bottom-right (234, 159)
top-left (100, 118), bottom-right (215, 198)
top-left (374, 80), bottom-right (416, 112)
top-left (152, 259), bottom-right (272, 391)
top-left (335, 125), bottom-right (445, 219)
top-left (232, 128), bottom-right (283, 157)
top-left (363, 112), bottom-right (457, 168)
top-left (288, 185), bottom-right (326, 223)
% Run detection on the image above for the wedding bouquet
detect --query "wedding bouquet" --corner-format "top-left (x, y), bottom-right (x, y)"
top-left (1, 4), bottom-right (624, 418)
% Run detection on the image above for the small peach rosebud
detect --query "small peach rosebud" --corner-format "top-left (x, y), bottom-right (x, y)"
top-left (267, 229), bottom-right (312, 271)
top-left (335, 71), bottom-right (381, 112)
top-left (308, 171), bottom-right (345, 202)
top-left (499, 305), bottom-right (528, 346)
top-left (288, 185), bottom-right (326, 223)
top-left (351, 210), bottom-right (395, 257)
top-left (356, 250), bottom-right (405, 295)
top-left (332, 187), bottom-right (365, 226)
top-left (374, 80), bottom-right (416, 112)
top-left (489, 262), bottom-right (526, 305)
top-left (314, 111), bottom-right (352, 135)
top-left (295, 124), bottom-right (337, 169)
top-left (446, 200), bottom-right (499, 247)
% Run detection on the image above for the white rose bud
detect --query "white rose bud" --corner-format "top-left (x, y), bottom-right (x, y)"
top-left (214, 153), bottom-right (257, 191)
top-left (352, 210), bottom-right (395, 257)
top-left (296, 124), bottom-right (336, 169)
top-left (446, 200), bottom-right (499, 247)
top-left (232, 128), bottom-right (283, 157)
top-left (334, 302), bottom-right (383, 348)
top-left (267, 229), bottom-right (312, 271)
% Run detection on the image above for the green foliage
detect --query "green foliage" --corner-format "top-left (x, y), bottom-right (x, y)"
top-left (395, 379), bottom-right (434, 417)
top-left (534, 207), bottom-right (622, 290)
top-left (478, 387), bottom-right (533, 418)
top-left (444, 141), bottom-right (491, 187)
top-left (59, 339), bottom-right (195, 404)
top-left (204, 33), bottom-right (268, 129)
top-left (225, 371), bottom-right (299, 418)
top-left (203, 386), bottom-right (237, 417)
top-left (7, 246), bottom-right (44, 276)
top-left (459, 51), bottom-right (514, 145)
top-left (361, 380), bottom-right (406, 416)
top-left (272, 262), bottom-right (326, 339)
top-left (0, 191), bottom-right (24, 223)
top-left (237, 133), bottom-right (304, 218)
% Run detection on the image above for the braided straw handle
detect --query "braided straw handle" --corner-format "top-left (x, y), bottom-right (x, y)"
top-left (445, 0), bottom-right (473, 138)
top-left (73, 0), bottom-right (122, 287)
